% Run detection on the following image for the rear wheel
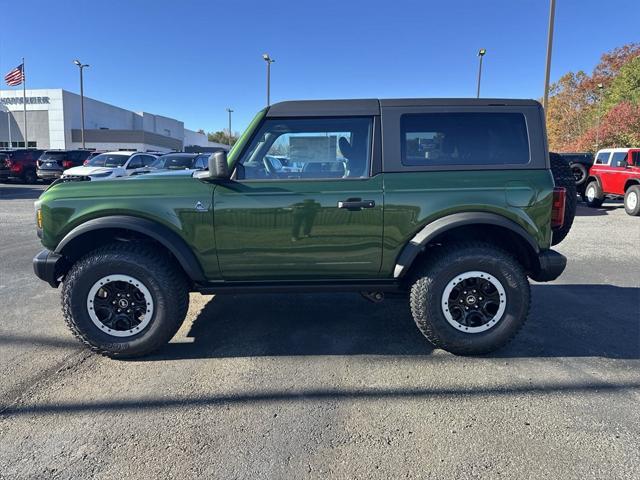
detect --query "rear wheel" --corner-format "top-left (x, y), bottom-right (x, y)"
top-left (584, 180), bottom-right (604, 208)
top-left (61, 242), bottom-right (190, 358)
top-left (23, 168), bottom-right (38, 184)
top-left (624, 185), bottom-right (640, 216)
top-left (409, 243), bottom-right (530, 355)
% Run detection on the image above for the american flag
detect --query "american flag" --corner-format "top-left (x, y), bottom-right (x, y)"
top-left (5, 64), bottom-right (25, 86)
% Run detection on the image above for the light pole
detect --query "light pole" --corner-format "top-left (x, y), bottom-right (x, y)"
top-left (476, 48), bottom-right (486, 98)
top-left (226, 107), bottom-right (233, 145)
top-left (596, 83), bottom-right (604, 150)
top-left (262, 53), bottom-right (275, 106)
top-left (73, 60), bottom-right (89, 148)
top-left (542, 0), bottom-right (556, 115)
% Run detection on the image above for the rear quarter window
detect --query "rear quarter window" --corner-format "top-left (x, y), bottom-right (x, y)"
top-left (401, 112), bottom-right (530, 166)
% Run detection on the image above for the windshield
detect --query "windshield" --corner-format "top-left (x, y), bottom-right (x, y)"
top-left (151, 155), bottom-right (195, 170)
top-left (86, 153), bottom-right (132, 167)
top-left (40, 152), bottom-right (68, 161)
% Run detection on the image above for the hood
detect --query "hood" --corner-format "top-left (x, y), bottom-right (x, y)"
top-left (129, 169), bottom-right (197, 179)
top-left (63, 166), bottom-right (115, 176)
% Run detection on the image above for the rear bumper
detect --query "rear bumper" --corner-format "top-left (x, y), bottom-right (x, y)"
top-left (530, 249), bottom-right (567, 282)
top-left (33, 249), bottom-right (64, 288)
top-left (37, 169), bottom-right (63, 179)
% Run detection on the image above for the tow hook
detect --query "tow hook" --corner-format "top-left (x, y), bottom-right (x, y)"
top-left (360, 291), bottom-right (384, 303)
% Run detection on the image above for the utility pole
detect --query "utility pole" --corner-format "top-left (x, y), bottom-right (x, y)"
top-left (476, 48), bottom-right (487, 98)
top-left (74, 60), bottom-right (90, 148)
top-left (542, 0), bottom-right (556, 115)
top-left (262, 53), bottom-right (275, 106)
top-left (596, 83), bottom-right (604, 150)
top-left (226, 107), bottom-right (233, 145)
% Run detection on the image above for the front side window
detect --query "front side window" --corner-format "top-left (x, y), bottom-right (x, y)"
top-left (401, 112), bottom-right (530, 166)
top-left (238, 117), bottom-right (372, 180)
top-left (610, 152), bottom-right (627, 167)
top-left (595, 151), bottom-right (610, 164)
top-left (127, 156), bottom-right (144, 169)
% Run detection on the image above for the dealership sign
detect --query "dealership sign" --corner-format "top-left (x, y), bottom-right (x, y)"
top-left (0, 96), bottom-right (50, 105)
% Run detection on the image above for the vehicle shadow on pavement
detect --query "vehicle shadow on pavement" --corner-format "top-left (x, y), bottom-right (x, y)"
top-left (142, 284), bottom-right (639, 361)
top-left (574, 202), bottom-right (624, 216)
top-left (0, 185), bottom-right (47, 200)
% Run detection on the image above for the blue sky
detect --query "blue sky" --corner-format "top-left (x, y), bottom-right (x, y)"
top-left (1, 0), bottom-right (638, 133)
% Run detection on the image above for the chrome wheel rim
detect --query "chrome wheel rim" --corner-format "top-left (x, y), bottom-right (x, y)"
top-left (86, 274), bottom-right (154, 337)
top-left (441, 271), bottom-right (506, 333)
top-left (627, 191), bottom-right (638, 210)
top-left (586, 185), bottom-right (596, 202)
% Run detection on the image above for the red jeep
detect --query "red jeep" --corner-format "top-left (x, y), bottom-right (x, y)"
top-left (584, 147), bottom-right (640, 216)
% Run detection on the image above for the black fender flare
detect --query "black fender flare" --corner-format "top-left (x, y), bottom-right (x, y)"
top-left (55, 215), bottom-right (206, 283)
top-left (393, 212), bottom-right (540, 278)
top-left (585, 175), bottom-right (603, 189)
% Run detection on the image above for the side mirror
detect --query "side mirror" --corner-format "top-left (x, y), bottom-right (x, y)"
top-left (208, 151), bottom-right (229, 179)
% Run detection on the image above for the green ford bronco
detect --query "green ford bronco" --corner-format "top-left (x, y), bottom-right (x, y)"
top-left (33, 99), bottom-right (573, 358)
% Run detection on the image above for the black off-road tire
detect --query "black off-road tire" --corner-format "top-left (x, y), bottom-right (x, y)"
top-left (624, 185), bottom-right (640, 216)
top-left (570, 162), bottom-right (588, 186)
top-left (550, 152), bottom-right (577, 245)
top-left (409, 243), bottom-right (530, 355)
top-left (584, 180), bottom-right (605, 208)
top-left (61, 242), bottom-right (190, 358)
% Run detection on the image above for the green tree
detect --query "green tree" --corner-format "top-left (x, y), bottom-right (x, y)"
top-left (602, 56), bottom-right (640, 111)
top-left (207, 130), bottom-right (238, 145)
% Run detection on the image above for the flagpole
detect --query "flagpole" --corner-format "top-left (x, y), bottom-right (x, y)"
top-left (22, 57), bottom-right (27, 147)
top-left (0, 43), bottom-right (10, 147)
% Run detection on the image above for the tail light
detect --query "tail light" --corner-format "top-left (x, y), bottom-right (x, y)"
top-left (551, 187), bottom-right (566, 229)
top-left (62, 160), bottom-right (74, 168)
top-left (83, 159), bottom-right (89, 165)
top-left (3, 158), bottom-right (11, 168)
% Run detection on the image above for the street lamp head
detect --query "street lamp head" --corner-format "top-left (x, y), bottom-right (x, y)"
top-left (478, 48), bottom-right (487, 57)
top-left (74, 59), bottom-right (81, 66)
top-left (262, 53), bottom-right (274, 63)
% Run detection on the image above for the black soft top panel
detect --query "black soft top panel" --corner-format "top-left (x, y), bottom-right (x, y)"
top-left (266, 98), bottom-right (540, 117)
top-left (266, 99), bottom-right (380, 117)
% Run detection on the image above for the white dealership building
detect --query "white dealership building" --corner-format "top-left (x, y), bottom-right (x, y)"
top-left (0, 88), bottom-right (227, 152)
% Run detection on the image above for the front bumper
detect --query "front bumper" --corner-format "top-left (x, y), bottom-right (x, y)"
top-left (530, 249), bottom-right (567, 282)
top-left (33, 249), bottom-right (64, 288)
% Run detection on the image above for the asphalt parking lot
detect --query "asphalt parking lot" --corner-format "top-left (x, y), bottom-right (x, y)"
top-left (0, 182), bottom-right (638, 479)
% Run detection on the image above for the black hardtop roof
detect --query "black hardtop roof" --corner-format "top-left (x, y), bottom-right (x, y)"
top-left (266, 98), bottom-right (542, 117)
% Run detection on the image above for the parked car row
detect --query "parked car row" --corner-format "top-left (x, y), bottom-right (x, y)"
top-left (559, 148), bottom-right (640, 216)
top-left (0, 148), bottom-right (215, 184)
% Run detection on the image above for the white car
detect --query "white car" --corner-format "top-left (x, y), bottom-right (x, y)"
top-left (62, 151), bottom-right (159, 180)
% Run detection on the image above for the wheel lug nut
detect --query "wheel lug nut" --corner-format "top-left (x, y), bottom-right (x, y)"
top-left (479, 297), bottom-right (483, 300)
top-left (117, 309), bottom-right (121, 312)
top-left (465, 307), bottom-right (469, 310)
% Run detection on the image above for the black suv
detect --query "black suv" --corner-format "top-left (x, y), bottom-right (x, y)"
top-left (37, 150), bottom-right (94, 180)
top-left (0, 149), bottom-right (44, 183)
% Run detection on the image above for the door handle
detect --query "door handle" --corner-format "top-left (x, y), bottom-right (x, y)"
top-left (337, 198), bottom-right (375, 210)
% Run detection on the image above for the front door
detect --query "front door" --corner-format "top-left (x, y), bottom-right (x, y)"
top-left (213, 116), bottom-right (383, 280)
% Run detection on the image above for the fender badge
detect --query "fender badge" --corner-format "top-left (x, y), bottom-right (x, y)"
top-left (195, 201), bottom-right (207, 212)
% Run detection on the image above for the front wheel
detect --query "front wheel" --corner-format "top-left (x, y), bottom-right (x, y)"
top-left (624, 185), bottom-right (640, 216)
top-left (61, 242), bottom-right (190, 358)
top-left (409, 243), bottom-right (530, 355)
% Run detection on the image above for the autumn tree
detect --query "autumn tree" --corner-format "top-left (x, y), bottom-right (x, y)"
top-left (546, 43), bottom-right (639, 152)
